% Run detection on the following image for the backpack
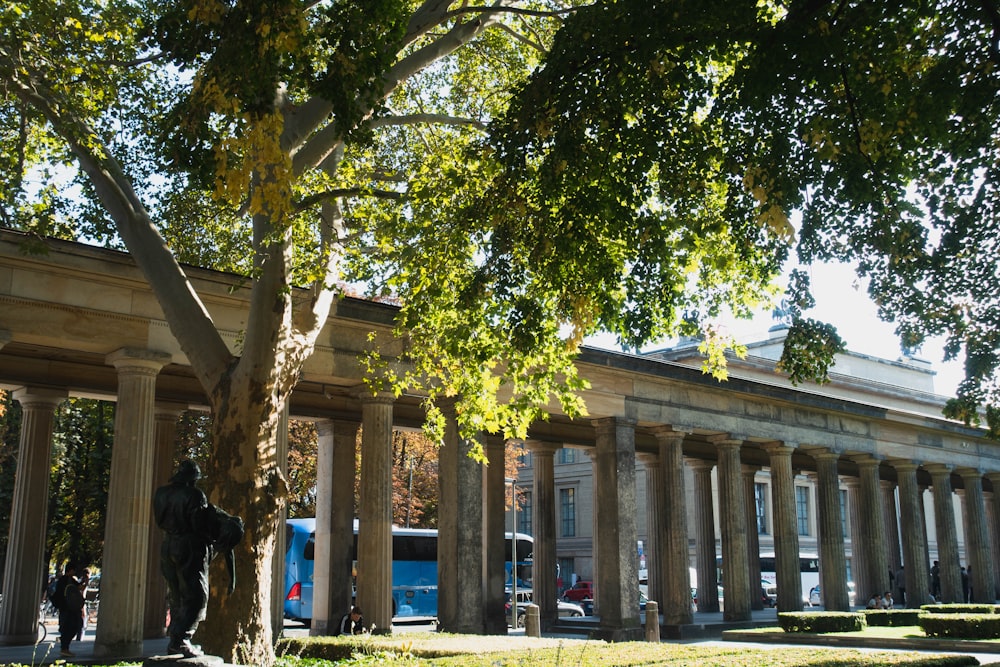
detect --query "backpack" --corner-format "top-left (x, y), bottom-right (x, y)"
top-left (48, 578), bottom-right (66, 610)
top-left (64, 581), bottom-right (85, 612)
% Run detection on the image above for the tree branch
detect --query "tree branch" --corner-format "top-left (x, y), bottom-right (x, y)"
top-left (294, 187), bottom-right (404, 213)
top-left (0, 50), bottom-right (234, 392)
top-left (369, 113), bottom-right (488, 131)
top-left (290, 11), bottom-right (501, 176)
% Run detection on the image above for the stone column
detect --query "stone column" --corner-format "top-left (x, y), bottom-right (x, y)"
top-left (926, 464), bottom-right (962, 603)
top-left (892, 461), bottom-right (931, 607)
top-left (357, 392), bottom-right (394, 633)
top-left (527, 440), bottom-right (560, 628)
top-left (584, 448), bottom-right (600, 615)
top-left (94, 348), bottom-right (170, 658)
top-left (881, 480), bottom-right (903, 582)
top-left (810, 448), bottom-right (849, 610)
top-left (743, 465), bottom-right (763, 610)
top-left (688, 459), bottom-right (719, 613)
top-left (0, 387), bottom-right (66, 645)
top-left (716, 438), bottom-right (751, 621)
top-left (844, 477), bottom-right (866, 602)
top-left (591, 417), bottom-right (640, 636)
top-left (272, 402), bottom-right (289, 639)
top-left (957, 469), bottom-right (996, 603)
top-left (763, 443), bottom-right (801, 612)
top-left (144, 404), bottom-right (184, 638)
top-left (985, 473), bottom-right (1000, 600)
top-left (854, 457), bottom-right (889, 600)
top-left (652, 428), bottom-right (692, 625)
top-left (483, 435), bottom-right (508, 634)
top-left (638, 452), bottom-right (664, 612)
top-left (437, 402), bottom-right (485, 634)
top-left (918, 484), bottom-right (931, 576)
top-left (311, 419), bottom-right (360, 635)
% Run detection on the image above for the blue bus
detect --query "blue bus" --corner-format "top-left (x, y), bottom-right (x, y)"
top-left (284, 518), bottom-right (533, 622)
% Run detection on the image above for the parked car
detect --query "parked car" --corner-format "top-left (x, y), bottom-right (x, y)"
top-left (577, 588), bottom-right (647, 616)
top-left (505, 589), bottom-right (585, 627)
top-left (561, 580), bottom-right (594, 602)
top-left (808, 582), bottom-right (857, 607)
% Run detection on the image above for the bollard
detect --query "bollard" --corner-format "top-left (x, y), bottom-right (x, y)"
top-left (525, 604), bottom-right (541, 637)
top-left (645, 600), bottom-right (660, 642)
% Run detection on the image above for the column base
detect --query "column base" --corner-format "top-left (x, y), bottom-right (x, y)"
top-left (94, 639), bottom-right (143, 660)
top-left (0, 632), bottom-right (38, 646)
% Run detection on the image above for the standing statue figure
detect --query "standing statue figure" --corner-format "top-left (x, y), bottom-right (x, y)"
top-left (154, 460), bottom-right (244, 658)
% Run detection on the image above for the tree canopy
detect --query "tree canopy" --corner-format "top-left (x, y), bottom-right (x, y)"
top-left (3, 0), bottom-right (1000, 661)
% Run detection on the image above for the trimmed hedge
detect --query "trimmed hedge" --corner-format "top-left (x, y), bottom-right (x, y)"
top-left (921, 604), bottom-right (997, 614)
top-left (919, 613), bottom-right (1000, 639)
top-left (778, 611), bottom-right (865, 633)
top-left (862, 609), bottom-right (924, 627)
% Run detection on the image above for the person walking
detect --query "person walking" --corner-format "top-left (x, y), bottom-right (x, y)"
top-left (50, 562), bottom-right (86, 658)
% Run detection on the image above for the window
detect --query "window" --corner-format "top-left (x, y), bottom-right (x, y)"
top-left (558, 448), bottom-right (577, 464)
top-left (560, 488), bottom-right (576, 537)
top-left (517, 491), bottom-right (532, 535)
top-left (754, 482), bottom-right (768, 534)
top-left (795, 486), bottom-right (810, 536)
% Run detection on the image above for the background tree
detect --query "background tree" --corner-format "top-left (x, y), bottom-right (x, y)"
top-left (286, 421), bottom-right (319, 519)
top-left (0, 391), bottom-right (19, 584)
top-left (46, 399), bottom-right (114, 571)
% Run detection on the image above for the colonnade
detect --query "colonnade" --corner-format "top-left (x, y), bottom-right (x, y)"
top-left (2, 347), bottom-right (1000, 655)
top-left (518, 433), bottom-right (1000, 634)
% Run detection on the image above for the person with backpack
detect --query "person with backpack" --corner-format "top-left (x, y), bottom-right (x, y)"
top-left (50, 562), bottom-right (86, 658)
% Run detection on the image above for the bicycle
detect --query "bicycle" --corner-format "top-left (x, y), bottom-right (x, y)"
top-left (36, 605), bottom-right (46, 644)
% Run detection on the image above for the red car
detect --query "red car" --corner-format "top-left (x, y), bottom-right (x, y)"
top-left (561, 580), bottom-right (594, 602)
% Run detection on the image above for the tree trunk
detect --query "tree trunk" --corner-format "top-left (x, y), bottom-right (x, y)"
top-left (197, 375), bottom-right (288, 666)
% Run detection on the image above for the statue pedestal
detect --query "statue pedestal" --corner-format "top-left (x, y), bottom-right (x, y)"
top-left (144, 654), bottom-right (235, 667)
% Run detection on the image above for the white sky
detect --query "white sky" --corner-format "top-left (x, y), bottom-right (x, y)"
top-left (585, 260), bottom-right (965, 398)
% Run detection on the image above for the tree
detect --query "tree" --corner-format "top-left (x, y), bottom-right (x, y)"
top-left (1, 4), bottom-right (591, 661)
top-left (4, 0), bottom-right (999, 662)
top-left (46, 399), bottom-right (114, 571)
top-left (478, 0), bottom-right (1000, 430)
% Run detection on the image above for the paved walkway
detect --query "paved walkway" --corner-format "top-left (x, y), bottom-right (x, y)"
top-left (3, 609), bottom-right (999, 666)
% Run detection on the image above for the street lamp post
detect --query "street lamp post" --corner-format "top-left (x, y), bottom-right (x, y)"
top-left (506, 477), bottom-right (518, 630)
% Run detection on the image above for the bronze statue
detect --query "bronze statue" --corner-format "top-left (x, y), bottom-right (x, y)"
top-left (154, 460), bottom-right (243, 658)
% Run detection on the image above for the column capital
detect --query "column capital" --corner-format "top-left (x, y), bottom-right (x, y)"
top-left (761, 441), bottom-right (796, 457)
top-left (849, 453), bottom-right (881, 467)
top-left (710, 436), bottom-right (743, 450)
top-left (105, 347), bottom-right (172, 372)
top-left (685, 457), bottom-right (715, 473)
top-left (924, 462), bottom-right (954, 479)
top-left (591, 415), bottom-right (637, 431)
top-left (351, 387), bottom-right (396, 405)
top-left (741, 464), bottom-right (761, 477)
top-left (956, 467), bottom-right (984, 481)
top-left (524, 439), bottom-right (561, 456)
top-left (648, 425), bottom-right (688, 443)
top-left (890, 459), bottom-right (921, 473)
top-left (11, 386), bottom-right (68, 408)
top-left (984, 471), bottom-right (1000, 484)
top-left (637, 451), bottom-right (660, 468)
top-left (0, 329), bottom-right (10, 349)
top-left (803, 445), bottom-right (839, 462)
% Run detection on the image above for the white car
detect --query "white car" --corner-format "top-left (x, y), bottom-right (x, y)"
top-left (505, 589), bottom-right (585, 627)
top-left (808, 582), bottom-right (857, 607)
